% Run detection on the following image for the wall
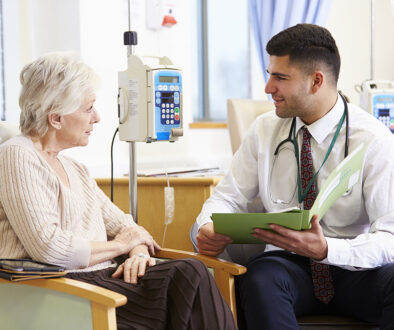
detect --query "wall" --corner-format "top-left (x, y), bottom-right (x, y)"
top-left (326, 0), bottom-right (394, 103)
top-left (3, 0), bottom-right (21, 124)
top-left (3, 0), bottom-right (394, 178)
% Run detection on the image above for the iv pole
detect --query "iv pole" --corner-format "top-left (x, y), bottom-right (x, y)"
top-left (125, 0), bottom-right (138, 222)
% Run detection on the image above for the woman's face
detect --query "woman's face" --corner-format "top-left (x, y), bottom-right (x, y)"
top-left (58, 94), bottom-right (100, 148)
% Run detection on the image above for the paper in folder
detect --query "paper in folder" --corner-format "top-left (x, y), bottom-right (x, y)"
top-left (0, 259), bottom-right (67, 282)
top-left (212, 142), bottom-right (366, 244)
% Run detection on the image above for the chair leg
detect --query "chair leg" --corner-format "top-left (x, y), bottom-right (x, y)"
top-left (91, 302), bottom-right (117, 330)
top-left (214, 269), bottom-right (238, 325)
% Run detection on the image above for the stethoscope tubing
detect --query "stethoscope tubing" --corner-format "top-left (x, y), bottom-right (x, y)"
top-left (269, 93), bottom-right (349, 205)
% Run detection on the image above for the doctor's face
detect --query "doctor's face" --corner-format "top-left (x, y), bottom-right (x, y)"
top-left (265, 55), bottom-right (314, 121)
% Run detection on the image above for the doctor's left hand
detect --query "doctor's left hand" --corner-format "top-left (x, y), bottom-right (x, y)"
top-left (252, 215), bottom-right (328, 260)
top-left (112, 246), bottom-right (156, 284)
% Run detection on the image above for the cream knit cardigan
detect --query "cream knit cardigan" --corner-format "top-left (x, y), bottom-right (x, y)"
top-left (0, 135), bottom-right (136, 271)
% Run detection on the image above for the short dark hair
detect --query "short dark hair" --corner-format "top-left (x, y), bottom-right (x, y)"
top-left (266, 24), bottom-right (340, 85)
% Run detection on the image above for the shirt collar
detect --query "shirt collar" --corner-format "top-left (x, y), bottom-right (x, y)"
top-left (295, 93), bottom-right (344, 144)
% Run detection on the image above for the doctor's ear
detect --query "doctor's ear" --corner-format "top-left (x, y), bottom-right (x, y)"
top-left (311, 71), bottom-right (324, 91)
top-left (48, 114), bottom-right (62, 130)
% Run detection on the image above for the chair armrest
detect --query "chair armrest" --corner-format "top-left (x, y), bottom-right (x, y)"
top-left (156, 248), bottom-right (246, 275)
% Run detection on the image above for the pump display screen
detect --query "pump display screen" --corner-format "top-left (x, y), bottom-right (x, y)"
top-left (159, 76), bottom-right (179, 83)
top-left (161, 92), bottom-right (174, 103)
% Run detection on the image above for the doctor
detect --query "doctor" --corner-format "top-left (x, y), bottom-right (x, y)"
top-left (194, 24), bottom-right (394, 329)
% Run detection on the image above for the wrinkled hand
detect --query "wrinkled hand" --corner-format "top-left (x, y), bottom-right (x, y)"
top-left (114, 226), bottom-right (161, 256)
top-left (196, 222), bottom-right (232, 256)
top-left (112, 254), bottom-right (156, 284)
top-left (252, 215), bottom-right (328, 260)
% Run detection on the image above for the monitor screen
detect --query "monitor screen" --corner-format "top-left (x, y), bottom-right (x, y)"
top-left (159, 76), bottom-right (179, 83)
top-left (161, 92), bottom-right (174, 103)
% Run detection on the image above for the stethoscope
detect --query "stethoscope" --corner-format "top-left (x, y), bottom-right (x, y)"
top-left (268, 93), bottom-right (349, 206)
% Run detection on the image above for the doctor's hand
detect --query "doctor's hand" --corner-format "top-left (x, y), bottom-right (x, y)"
top-left (252, 215), bottom-right (328, 260)
top-left (196, 222), bottom-right (233, 256)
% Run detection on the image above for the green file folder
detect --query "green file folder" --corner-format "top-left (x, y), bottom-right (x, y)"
top-left (212, 142), bottom-right (366, 244)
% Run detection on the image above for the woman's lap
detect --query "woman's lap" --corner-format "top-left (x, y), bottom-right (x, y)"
top-left (67, 258), bottom-right (235, 330)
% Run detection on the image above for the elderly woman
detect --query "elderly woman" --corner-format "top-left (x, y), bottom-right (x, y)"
top-left (0, 52), bottom-right (235, 330)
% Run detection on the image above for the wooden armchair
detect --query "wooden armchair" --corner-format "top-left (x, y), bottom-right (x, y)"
top-left (0, 248), bottom-right (246, 329)
top-left (1, 248), bottom-right (378, 329)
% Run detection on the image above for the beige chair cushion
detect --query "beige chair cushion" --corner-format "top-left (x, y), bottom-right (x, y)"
top-left (0, 121), bottom-right (20, 144)
top-left (227, 98), bottom-right (275, 154)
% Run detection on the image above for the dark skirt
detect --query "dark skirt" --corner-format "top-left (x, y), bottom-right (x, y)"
top-left (67, 258), bottom-right (236, 330)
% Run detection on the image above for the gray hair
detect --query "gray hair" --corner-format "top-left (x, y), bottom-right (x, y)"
top-left (19, 52), bottom-right (100, 136)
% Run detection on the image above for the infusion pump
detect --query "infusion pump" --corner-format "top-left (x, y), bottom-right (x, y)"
top-left (358, 80), bottom-right (394, 133)
top-left (118, 55), bottom-right (183, 142)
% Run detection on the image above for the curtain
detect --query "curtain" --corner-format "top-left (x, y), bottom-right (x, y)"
top-left (249, 0), bottom-right (333, 83)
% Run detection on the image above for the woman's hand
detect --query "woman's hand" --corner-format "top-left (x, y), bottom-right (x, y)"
top-left (113, 226), bottom-right (160, 255)
top-left (111, 245), bottom-right (156, 283)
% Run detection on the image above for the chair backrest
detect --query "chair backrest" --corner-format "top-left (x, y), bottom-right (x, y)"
top-left (0, 277), bottom-right (127, 330)
top-left (227, 98), bottom-right (275, 154)
top-left (0, 121), bottom-right (20, 144)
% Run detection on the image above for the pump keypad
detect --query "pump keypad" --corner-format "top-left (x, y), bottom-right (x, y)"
top-left (156, 89), bottom-right (181, 126)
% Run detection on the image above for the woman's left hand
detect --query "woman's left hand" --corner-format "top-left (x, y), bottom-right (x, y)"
top-left (112, 253), bottom-right (156, 284)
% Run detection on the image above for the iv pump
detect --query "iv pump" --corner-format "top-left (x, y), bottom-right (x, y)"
top-left (356, 80), bottom-right (394, 133)
top-left (117, 21), bottom-right (182, 242)
top-left (118, 55), bottom-right (183, 143)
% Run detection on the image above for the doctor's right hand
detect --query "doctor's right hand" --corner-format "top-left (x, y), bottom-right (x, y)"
top-left (196, 222), bottom-right (232, 256)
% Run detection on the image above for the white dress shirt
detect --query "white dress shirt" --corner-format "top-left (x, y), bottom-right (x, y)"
top-left (196, 95), bottom-right (394, 270)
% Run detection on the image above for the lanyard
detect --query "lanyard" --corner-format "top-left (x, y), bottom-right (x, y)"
top-left (293, 109), bottom-right (347, 204)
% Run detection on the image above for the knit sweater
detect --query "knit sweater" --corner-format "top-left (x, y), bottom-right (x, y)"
top-left (0, 135), bottom-right (136, 271)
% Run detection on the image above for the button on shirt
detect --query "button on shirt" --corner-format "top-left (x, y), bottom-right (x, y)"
top-left (196, 95), bottom-right (394, 270)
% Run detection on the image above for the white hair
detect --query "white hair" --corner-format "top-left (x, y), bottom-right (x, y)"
top-left (19, 52), bottom-right (100, 136)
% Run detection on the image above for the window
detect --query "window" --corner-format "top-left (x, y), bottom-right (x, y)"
top-left (0, 0), bottom-right (5, 121)
top-left (193, 0), bottom-right (250, 122)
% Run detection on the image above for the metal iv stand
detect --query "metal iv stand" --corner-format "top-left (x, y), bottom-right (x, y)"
top-left (124, 0), bottom-right (138, 222)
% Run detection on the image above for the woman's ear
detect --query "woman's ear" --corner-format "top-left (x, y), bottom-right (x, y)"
top-left (311, 71), bottom-right (324, 93)
top-left (48, 114), bottom-right (62, 130)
